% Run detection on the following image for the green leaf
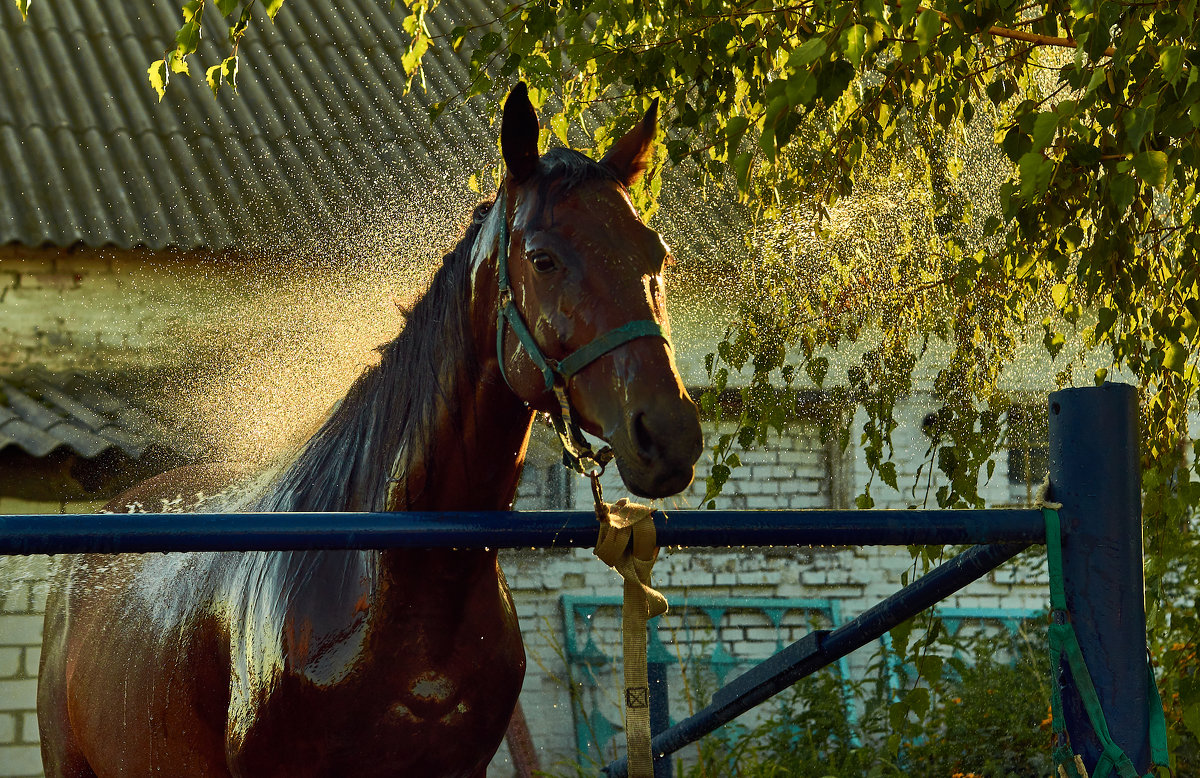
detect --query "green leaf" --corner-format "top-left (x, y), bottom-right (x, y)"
top-left (986, 77), bottom-right (1016, 105)
top-left (264, 0), bottom-right (285, 19)
top-left (1182, 678), bottom-right (1200, 740)
top-left (1032, 112), bottom-right (1059, 151)
top-left (1044, 328), bottom-right (1066, 359)
top-left (733, 152), bottom-right (753, 190)
top-left (1132, 150), bottom-right (1169, 191)
top-left (1165, 342), bottom-right (1189, 374)
top-left (907, 686), bottom-right (931, 719)
top-left (788, 38), bottom-right (827, 69)
top-left (1096, 307), bottom-right (1118, 336)
top-left (805, 356), bottom-right (829, 388)
top-left (1051, 283), bottom-right (1070, 309)
top-left (879, 461), bottom-right (898, 490)
top-left (1159, 46), bottom-right (1184, 86)
top-left (550, 113), bottom-right (569, 146)
top-left (175, 20), bottom-right (202, 56)
top-left (864, 0), bottom-right (886, 22)
top-left (205, 63), bottom-right (224, 95)
top-left (890, 618), bottom-right (915, 656)
top-left (14, 0), bottom-right (30, 20)
top-left (1123, 107), bottom-right (1155, 152)
top-left (401, 34), bottom-right (430, 77)
top-left (180, 0), bottom-right (203, 23)
top-left (147, 58), bottom-right (168, 101)
top-left (166, 50), bottom-right (189, 75)
top-left (915, 9), bottom-right (941, 54)
top-left (843, 24), bottom-right (869, 68)
top-left (479, 31), bottom-right (502, 54)
top-left (1109, 173), bottom-right (1136, 213)
top-left (216, 0), bottom-right (239, 15)
top-left (1017, 152), bottom-right (1053, 200)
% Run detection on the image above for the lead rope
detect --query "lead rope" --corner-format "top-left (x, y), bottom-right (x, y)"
top-left (589, 472), bottom-right (666, 778)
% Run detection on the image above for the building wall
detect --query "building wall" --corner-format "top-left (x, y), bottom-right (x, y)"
top-left (0, 245), bottom-right (193, 373)
top-left (0, 500), bottom-right (99, 778)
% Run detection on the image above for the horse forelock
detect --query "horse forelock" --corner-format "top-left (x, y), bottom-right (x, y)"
top-left (524, 148), bottom-right (626, 230)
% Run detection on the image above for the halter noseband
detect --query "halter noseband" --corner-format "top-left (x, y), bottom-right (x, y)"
top-left (493, 188), bottom-right (668, 473)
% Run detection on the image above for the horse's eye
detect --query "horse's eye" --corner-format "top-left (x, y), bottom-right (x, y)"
top-left (529, 252), bottom-right (557, 274)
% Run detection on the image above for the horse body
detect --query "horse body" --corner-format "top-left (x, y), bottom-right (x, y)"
top-left (39, 85), bottom-right (702, 777)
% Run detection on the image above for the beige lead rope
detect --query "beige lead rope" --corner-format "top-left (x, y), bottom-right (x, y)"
top-left (590, 475), bottom-right (667, 778)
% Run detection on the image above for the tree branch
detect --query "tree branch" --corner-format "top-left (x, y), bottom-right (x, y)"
top-left (897, 2), bottom-right (1117, 58)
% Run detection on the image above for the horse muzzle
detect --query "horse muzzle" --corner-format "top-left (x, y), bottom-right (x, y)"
top-left (609, 391), bottom-right (703, 498)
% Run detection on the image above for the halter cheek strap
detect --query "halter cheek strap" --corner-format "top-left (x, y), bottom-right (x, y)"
top-left (493, 188), bottom-right (668, 473)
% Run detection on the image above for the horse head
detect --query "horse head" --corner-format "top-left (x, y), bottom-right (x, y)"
top-left (474, 83), bottom-right (703, 499)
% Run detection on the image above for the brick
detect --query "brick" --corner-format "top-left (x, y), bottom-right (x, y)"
top-left (0, 745), bottom-right (42, 776)
top-left (0, 681), bottom-right (37, 712)
top-left (18, 272), bottom-right (80, 291)
top-left (0, 617), bottom-right (43, 646)
top-left (55, 252), bottom-right (112, 274)
top-left (21, 649), bottom-right (38, 679)
top-left (19, 713), bottom-right (37, 744)
top-left (0, 253), bottom-right (55, 274)
top-left (27, 584), bottom-right (46, 615)
top-left (1, 586), bottom-right (29, 615)
top-left (0, 651), bottom-right (18, 680)
top-left (0, 714), bottom-right (13, 744)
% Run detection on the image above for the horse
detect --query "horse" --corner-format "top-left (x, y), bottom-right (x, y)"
top-left (37, 83), bottom-right (703, 778)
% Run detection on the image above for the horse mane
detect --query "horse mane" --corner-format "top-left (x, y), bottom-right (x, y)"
top-left (251, 200), bottom-right (495, 512)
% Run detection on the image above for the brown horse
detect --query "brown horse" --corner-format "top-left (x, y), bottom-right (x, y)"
top-left (37, 83), bottom-right (702, 777)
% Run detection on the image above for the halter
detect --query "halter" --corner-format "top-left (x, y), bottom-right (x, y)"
top-left (493, 188), bottom-right (668, 474)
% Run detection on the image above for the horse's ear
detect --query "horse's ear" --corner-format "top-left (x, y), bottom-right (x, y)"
top-left (601, 98), bottom-right (659, 187)
top-left (501, 82), bottom-right (541, 183)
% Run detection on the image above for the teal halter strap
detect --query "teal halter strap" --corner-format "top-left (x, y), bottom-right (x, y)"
top-left (492, 188), bottom-right (668, 472)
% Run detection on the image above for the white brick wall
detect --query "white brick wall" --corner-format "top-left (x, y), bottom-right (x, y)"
top-left (0, 555), bottom-right (50, 778)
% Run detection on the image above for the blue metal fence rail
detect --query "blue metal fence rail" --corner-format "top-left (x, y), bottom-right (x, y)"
top-left (0, 509), bottom-right (1045, 555)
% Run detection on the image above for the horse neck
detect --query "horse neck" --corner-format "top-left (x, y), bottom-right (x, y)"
top-left (253, 203), bottom-right (535, 589)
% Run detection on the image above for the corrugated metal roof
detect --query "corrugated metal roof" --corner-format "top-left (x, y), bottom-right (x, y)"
top-left (0, 372), bottom-right (183, 461)
top-left (0, 0), bottom-right (502, 251)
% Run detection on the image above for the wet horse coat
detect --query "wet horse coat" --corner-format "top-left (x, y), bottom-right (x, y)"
top-left (37, 85), bottom-right (702, 777)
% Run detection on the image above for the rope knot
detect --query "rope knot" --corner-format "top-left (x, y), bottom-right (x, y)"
top-left (594, 498), bottom-right (668, 618)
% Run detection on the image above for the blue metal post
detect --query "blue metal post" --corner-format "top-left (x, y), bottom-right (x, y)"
top-left (647, 661), bottom-right (670, 778)
top-left (1049, 384), bottom-right (1150, 771)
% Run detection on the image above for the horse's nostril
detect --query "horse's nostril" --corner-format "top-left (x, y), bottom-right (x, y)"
top-left (632, 412), bottom-right (657, 460)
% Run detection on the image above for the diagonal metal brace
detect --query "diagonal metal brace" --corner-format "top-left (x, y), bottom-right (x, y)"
top-left (602, 540), bottom-right (1033, 777)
